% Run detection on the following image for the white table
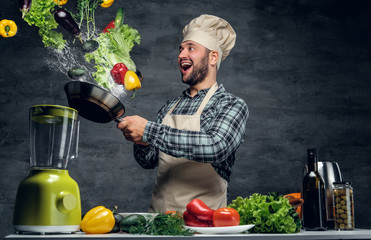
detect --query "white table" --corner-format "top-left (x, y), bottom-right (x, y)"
top-left (4, 229), bottom-right (371, 240)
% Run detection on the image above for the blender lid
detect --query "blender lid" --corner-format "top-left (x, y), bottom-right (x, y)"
top-left (31, 105), bottom-right (78, 124)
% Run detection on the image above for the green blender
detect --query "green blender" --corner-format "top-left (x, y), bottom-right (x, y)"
top-left (13, 105), bottom-right (81, 233)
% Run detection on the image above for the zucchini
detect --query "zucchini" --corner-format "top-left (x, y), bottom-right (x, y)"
top-left (82, 40), bottom-right (99, 53)
top-left (120, 214), bottom-right (146, 233)
top-left (68, 67), bottom-right (87, 79)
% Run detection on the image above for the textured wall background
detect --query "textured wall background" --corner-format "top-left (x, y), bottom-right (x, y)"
top-left (1, 0), bottom-right (371, 238)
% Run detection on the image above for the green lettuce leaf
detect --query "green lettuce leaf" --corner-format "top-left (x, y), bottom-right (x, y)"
top-left (228, 193), bottom-right (301, 233)
top-left (24, 0), bottom-right (66, 50)
top-left (85, 23), bottom-right (140, 89)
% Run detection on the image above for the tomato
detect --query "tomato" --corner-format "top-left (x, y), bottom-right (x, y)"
top-left (165, 210), bottom-right (182, 218)
top-left (213, 208), bottom-right (240, 227)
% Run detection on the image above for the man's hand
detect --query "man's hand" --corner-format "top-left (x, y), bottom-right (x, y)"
top-left (117, 115), bottom-right (149, 146)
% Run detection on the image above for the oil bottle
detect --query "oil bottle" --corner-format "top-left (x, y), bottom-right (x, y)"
top-left (302, 148), bottom-right (327, 231)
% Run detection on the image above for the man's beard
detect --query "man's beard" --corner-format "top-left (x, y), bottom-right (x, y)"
top-left (182, 53), bottom-right (209, 86)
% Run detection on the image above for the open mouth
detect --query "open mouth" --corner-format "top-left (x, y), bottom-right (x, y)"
top-left (180, 61), bottom-right (192, 74)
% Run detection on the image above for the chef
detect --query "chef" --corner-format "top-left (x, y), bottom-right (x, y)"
top-left (117, 14), bottom-right (249, 212)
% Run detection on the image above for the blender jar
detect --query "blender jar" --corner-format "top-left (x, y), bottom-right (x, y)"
top-left (30, 105), bottom-right (79, 169)
top-left (13, 105), bottom-right (82, 233)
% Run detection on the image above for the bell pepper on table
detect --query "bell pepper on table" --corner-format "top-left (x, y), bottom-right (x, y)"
top-left (0, 19), bottom-right (17, 38)
top-left (101, 0), bottom-right (115, 8)
top-left (80, 206), bottom-right (115, 234)
top-left (183, 210), bottom-right (213, 227)
top-left (186, 199), bottom-right (215, 222)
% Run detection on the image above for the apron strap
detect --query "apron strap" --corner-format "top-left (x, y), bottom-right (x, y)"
top-left (195, 82), bottom-right (218, 115)
top-left (167, 82), bottom-right (219, 116)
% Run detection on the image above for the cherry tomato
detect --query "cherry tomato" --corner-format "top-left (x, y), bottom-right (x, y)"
top-left (213, 208), bottom-right (240, 227)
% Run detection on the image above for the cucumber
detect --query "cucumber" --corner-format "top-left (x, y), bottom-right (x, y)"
top-left (82, 39), bottom-right (99, 52)
top-left (68, 67), bottom-right (87, 79)
top-left (120, 214), bottom-right (146, 233)
top-left (110, 213), bottom-right (125, 233)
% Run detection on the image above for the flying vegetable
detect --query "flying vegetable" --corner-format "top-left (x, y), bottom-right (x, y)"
top-left (101, 0), bottom-right (115, 8)
top-left (53, 0), bottom-right (68, 5)
top-left (0, 19), bottom-right (17, 38)
top-left (19, 0), bottom-right (32, 19)
top-left (54, 8), bottom-right (82, 43)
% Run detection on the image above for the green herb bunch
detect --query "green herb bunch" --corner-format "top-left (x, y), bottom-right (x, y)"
top-left (76, 0), bottom-right (101, 40)
top-left (126, 213), bottom-right (194, 236)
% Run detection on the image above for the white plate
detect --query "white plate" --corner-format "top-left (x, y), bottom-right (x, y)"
top-left (184, 224), bottom-right (254, 234)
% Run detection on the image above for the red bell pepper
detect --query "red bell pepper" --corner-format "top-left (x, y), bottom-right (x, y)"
top-left (110, 63), bottom-right (128, 85)
top-left (183, 211), bottom-right (213, 227)
top-left (186, 199), bottom-right (215, 222)
top-left (103, 20), bottom-right (115, 33)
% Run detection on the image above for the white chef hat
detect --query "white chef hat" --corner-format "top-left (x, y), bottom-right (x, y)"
top-left (182, 14), bottom-right (236, 69)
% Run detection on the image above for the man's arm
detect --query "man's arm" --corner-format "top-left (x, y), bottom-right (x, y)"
top-left (143, 97), bottom-right (248, 163)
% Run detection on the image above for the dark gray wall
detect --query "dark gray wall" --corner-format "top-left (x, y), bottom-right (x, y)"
top-left (1, 0), bottom-right (371, 238)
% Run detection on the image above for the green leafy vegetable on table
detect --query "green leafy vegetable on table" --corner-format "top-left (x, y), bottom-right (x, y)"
top-left (228, 192), bottom-right (301, 233)
top-left (122, 213), bottom-right (193, 236)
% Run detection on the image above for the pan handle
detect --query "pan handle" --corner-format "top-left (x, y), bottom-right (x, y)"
top-left (115, 118), bottom-right (124, 123)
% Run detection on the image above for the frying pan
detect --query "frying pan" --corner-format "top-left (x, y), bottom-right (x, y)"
top-left (64, 81), bottom-right (125, 123)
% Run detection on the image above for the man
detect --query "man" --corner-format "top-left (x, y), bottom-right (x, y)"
top-left (117, 14), bottom-right (249, 212)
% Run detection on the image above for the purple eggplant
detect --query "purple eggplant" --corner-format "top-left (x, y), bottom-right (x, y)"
top-left (54, 8), bottom-right (82, 43)
top-left (19, 0), bottom-right (32, 19)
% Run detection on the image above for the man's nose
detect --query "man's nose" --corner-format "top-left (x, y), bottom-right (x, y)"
top-left (178, 49), bottom-right (187, 59)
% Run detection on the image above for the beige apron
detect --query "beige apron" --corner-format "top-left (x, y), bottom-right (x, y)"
top-left (150, 82), bottom-right (228, 213)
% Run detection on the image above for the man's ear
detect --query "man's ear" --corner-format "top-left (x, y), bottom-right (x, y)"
top-left (209, 50), bottom-right (219, 67)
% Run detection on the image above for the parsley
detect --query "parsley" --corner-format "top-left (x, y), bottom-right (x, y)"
top-left (76, 0), bottom-right (101, 40)
top-left (126, 213), bottom-right (194, 236)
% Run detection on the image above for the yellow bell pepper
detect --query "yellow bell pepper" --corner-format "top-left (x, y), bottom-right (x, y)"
top-left (124, 71), bottom-right (142, 98)
top-left (53, 0), bottom-right (68, 5)
top-left (101, 0), bottom-right (115, 8)
top-left (80, 206), bottom-right (115, 234)
top-left (0, 19), bottom-right (17, 38)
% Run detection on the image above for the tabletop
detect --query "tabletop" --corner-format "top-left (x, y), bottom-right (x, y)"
top-left (4, 229), bottom-right (371, 240)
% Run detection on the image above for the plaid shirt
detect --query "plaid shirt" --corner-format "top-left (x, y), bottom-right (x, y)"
top-left (133, 84), bottom-right (249, 182)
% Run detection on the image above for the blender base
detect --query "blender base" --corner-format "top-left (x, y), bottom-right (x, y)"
top-left (13, 225), bottom-right (80, 234)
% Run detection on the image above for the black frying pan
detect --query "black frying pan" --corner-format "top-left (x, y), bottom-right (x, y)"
top-left (64, 81), bottom-right (125, 123)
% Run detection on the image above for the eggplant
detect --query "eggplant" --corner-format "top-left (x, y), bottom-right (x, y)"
top-left (135, 69), bottom-right (143, 82)
top-left (54, 8), bottom-right (82, 43)
top-left (19, 0), bottom-right (32, 19)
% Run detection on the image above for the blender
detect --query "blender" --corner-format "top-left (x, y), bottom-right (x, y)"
top-left (13, 105), bottom-right (81, 233)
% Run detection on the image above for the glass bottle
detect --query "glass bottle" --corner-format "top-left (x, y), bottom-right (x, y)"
top-left (302, 148), bottom-right (327, 230)
top-left (333, 181), bottom-right (355, 230)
